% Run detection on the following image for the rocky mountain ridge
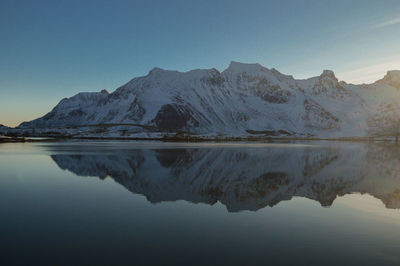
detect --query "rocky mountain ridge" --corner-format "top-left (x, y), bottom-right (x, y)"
top-left (13, 62), bottom-right (400, 139)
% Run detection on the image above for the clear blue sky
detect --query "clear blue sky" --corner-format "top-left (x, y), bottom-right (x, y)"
top-left (1, 0), bottom-right (400, 126)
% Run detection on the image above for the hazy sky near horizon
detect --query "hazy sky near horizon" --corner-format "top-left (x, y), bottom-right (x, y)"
top-left (1, 0), bottom-right (400, 127)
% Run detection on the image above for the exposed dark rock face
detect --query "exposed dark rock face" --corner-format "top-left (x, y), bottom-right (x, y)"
top-left (153, 104), bottom-right (199, 131)
top-left (201, 69), bottom-right (225, 86)
top-left (312, 70), bottom-right (351, 99)
top-left (124, 98), bottom-right (145, 121)
top-left (236, 73), bottom-right (292, 104)
top-left (68, 109), bottom-right (86, 117)
top-left (303, 99), bottom-right (340, 130)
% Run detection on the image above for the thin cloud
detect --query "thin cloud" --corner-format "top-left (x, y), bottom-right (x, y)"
top-left (337, 55), bottom-right (400, 84)
top-left (373, 17), bottom-right (400, 29)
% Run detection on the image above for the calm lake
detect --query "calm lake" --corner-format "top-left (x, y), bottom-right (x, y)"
top-left (1, 141), bottom-right (400, 265)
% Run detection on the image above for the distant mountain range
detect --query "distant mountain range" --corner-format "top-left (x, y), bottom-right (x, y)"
top-left (6, 62), bottom-right (400, 139)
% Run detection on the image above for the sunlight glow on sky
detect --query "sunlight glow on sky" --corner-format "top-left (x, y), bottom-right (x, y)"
top-left (337, 54), bottom-right (400, 84)
top-left (1, 0), bottom-right (400, 127)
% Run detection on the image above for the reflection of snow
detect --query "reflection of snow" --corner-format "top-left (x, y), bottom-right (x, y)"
top-left (50, 142), bottom-right (400, 212)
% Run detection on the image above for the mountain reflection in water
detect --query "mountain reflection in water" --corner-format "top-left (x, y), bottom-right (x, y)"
top-left (47, 142), bottom-right (400, 212)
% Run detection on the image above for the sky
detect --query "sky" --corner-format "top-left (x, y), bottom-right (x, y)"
top-left (1, 0), bottom-right (400, 127)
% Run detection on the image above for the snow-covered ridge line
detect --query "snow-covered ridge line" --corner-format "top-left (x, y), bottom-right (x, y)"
top-left (12, 61), bottom-right (400, 139)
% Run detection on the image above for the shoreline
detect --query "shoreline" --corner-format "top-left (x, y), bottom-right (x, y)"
top-left (0, 136), bottom-right (59, 143)
top-left (0, 134), bottom-right (395, 143)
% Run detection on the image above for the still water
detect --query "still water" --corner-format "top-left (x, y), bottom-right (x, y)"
top-left (1, 141), bottom-right (400, 265)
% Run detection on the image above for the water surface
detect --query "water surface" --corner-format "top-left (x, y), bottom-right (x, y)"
top-left (1, 141), bottom-right (400, 265)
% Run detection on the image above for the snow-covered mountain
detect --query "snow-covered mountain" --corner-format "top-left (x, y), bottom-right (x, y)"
top-left (17, 62), bottom-right (400, 138)
top-left (49, 142), bottom-right (400, 211)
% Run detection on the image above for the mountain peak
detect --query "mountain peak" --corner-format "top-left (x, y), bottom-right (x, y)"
top-left (148, 67), bottom-right (165, 75)
top-left (18, 61), bottom-right (393, 138)
top-left (377, 70), bottom-right (400, 89)
top-left (224, 61), bottom-right (264, 73)
top-left (320, 70), bottom-right (337, 80)
top-left (383, 70), bottom-right (400, 81)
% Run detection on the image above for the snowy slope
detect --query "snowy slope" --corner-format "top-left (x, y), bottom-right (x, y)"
top-left (18, 62), bottom-right (400, 138)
